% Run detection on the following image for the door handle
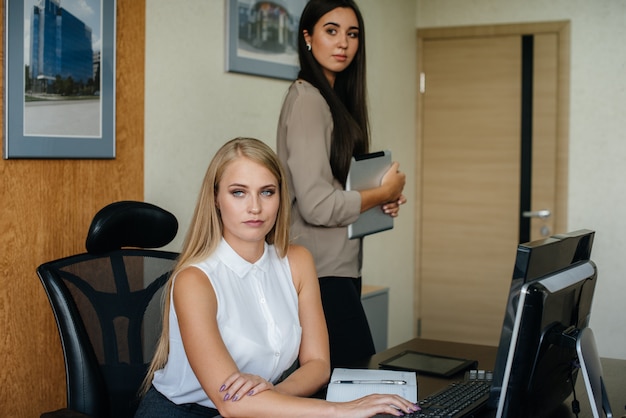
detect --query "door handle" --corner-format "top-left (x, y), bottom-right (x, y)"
top-left (522, 209), bottom-right (551, 219)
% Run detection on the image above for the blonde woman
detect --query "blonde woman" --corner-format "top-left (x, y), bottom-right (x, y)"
top-left (135, 138), bottom-right (417, 417)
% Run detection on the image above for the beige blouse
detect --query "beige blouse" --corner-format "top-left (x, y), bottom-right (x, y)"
top-left (276, 80), bottom-right (362, 278)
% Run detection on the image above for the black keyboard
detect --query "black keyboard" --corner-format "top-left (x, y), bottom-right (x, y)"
top-left (402, 370), bottom-right (493, 418)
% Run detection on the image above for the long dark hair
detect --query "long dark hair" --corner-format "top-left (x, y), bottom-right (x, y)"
top-left (297, 0), bottom-right (370, 187)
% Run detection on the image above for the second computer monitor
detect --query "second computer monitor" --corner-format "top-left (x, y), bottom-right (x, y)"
top-left (487, 229), bottom-right (597, 418)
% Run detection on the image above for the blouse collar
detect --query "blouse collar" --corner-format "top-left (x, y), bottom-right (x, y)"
top-left (216, 238), bottom-right (270, 278)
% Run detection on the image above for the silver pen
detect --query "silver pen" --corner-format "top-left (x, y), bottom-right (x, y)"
top-left (333, 379), bottom-right (407, 385)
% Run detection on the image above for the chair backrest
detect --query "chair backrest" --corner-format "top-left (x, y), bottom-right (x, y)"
top-left (38, 201), bottom-right (179, 418)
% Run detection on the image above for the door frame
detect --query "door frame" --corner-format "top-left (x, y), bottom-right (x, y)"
top-left (414, 21), bottom-right (571, 335)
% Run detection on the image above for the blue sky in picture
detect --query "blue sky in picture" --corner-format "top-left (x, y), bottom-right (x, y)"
top-left (23, 0), bottom-right (102, 64)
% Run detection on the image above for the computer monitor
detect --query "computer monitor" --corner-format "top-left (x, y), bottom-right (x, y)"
top-left (487, 229), bottom-right (598, 417)
top-left (577, 327), bottom-right (614, 418)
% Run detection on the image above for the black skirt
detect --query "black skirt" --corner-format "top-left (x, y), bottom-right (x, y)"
top-left (318, 276), bottom-right (376, 368)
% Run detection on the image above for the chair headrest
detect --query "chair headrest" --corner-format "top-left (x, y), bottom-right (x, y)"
top-left (85, 201), bottom-right (178, 254)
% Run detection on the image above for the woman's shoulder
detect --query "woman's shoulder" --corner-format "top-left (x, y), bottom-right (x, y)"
top-left (286, 244), bottom-right (315, 267)
top-left (174, 264), bottom-right (211, 282)
top-left (282, 79), bottom-right (329, 119)
top-left (286, 244), bottom-right (316, 290)
top-left (292, 78), bottom-right (314, 90)
top-left (287, 79), bottom-right (324, 101)
top-left (171, 265), bottom-right (213, 297)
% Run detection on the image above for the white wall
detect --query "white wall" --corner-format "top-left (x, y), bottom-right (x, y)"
top-left (417, 0), bottom-right (626, 360)
top-left (146, 0), bottom-right (625, 361)
top-left (145, 1), bottom-right (418, 348)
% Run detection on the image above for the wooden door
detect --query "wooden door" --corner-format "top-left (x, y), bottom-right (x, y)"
top-left (416, 23), bottom-right (570, 346)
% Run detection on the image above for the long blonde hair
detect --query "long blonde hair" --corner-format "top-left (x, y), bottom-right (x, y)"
top-left (141, 137), bottom-right (291, 394)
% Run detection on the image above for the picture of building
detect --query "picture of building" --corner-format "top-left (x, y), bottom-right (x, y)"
top-left (234, 0), bottom-right (306, 66)
top-left (21, 0), bottom-right (103, 138)
top-left (29, 0), bottom-right (95, 95)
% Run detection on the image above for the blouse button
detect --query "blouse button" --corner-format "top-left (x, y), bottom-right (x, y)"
top-left (260, 298), bottom-right (266, 304)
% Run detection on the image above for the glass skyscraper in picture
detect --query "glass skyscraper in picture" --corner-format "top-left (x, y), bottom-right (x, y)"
top-left (29, 0), bottom-right (94, 93)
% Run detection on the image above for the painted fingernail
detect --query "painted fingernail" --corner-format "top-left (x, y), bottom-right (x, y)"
top-left (232, 395), bottom-right (239, 401)
top-left (223, 393), bottom-right (230, 401)
top-left (219, 385), bottom-right (226, 392)
top-left (247, 390), bottom-right (254, 396)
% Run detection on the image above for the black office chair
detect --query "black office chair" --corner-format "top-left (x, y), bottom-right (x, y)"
top-left (38, 201), bottom-right (179, 418)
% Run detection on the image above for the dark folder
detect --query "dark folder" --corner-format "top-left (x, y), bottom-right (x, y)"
top-left (346, 150), bottom-right (394, 239)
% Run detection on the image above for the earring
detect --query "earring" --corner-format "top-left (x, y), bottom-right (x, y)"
top-left (306, 43), bottom-right (311, 51)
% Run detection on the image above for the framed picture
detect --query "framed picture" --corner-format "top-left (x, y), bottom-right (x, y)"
top-left (225, 0), bottom-right (307, 80)
top-left (3, 0), bottom-right (116, 159)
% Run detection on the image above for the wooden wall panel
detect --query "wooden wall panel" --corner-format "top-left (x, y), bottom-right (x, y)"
top-left (0, 1), bottom-right (145, 416)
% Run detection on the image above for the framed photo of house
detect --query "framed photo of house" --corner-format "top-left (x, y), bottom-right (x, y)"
top-left (226, 0), bottom-right (307, 80)
top-left (3, 0), bottom-right (116, 159)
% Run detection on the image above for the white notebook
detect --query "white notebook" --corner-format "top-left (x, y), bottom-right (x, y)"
top-left (326, 368), bottom-right (417, 403)
top-left (346, 150), bottom-right (394, 239)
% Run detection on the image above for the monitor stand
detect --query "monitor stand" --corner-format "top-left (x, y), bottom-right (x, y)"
top-left (576, 327), bottom-right (614, 418)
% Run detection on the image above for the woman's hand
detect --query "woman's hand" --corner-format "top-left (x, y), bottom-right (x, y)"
top-left (381, 162), bottom-right (406, 202)
top-left (337, 393), bottom-right (420, 417)
top-left (359, 162), bottom-right (407, 213)
top-left (382, 194), bottom-right (407, 217)
top-left (219, 372), bottom-right (274, 402)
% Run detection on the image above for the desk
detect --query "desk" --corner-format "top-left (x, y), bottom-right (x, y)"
top-left (366, 338), bottom-right (626, 418)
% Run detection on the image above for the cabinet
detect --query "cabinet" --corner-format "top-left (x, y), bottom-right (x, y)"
top-left (361, 285), bottom-right (389, 353)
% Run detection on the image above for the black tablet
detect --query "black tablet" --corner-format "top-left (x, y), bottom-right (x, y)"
top-left (379, 350), bottom-right (477, 378)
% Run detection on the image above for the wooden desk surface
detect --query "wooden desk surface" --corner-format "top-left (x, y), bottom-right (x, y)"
top-left (367, 338), bottom-right (626, 418)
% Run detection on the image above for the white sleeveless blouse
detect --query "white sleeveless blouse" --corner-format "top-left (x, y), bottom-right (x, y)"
top-left (152, 239), bottom-right (302, 408)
